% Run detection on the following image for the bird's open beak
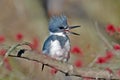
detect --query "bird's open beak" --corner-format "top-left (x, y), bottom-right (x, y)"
top-left (65, 26), bottom-right (80, 35)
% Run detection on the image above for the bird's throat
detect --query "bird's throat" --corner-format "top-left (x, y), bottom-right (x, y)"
top-left (50, 32), bottom-right (66, 37)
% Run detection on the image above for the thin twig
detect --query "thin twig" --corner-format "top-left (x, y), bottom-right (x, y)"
top-left (95, 22), bottom-right (113, 49)
top-left (88, 22), bottom-right (113, 67)
top-left (88, 55), bottom-right (100, 67)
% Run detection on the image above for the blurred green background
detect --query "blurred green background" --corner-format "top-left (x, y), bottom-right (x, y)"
top-left (0, 0), bottom-right (120, 80)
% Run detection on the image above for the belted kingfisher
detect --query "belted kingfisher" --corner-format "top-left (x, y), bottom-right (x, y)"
top-left (42, 15), bottom-right (80, 63)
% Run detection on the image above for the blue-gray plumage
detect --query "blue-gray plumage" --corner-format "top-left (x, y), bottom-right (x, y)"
top-left (49, 15), bottom-right (68, 33)
top-left (42, 15), bottom-right (80, 63)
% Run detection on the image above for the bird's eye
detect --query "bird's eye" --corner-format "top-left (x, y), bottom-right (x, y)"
top-left (59, 27), bottom-right (64, 29)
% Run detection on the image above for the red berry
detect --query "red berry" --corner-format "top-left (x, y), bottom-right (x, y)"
top-left (50, 68), bottom-right (58, 75)
top-left (15, 33), bottom-right (23, 41)
top-left (0, 35), bottom-right (5, 43)
top-left (71, 46), bottom-right (83, 55)
top-left (96, 56), bottom-right (107, 64)
top-left (30, 37), bottom-right (39, 50)
top-left (74, 60), bottom-right (83, 68)
top-left (113, 44), bottom-right (120, 50)
top-left (3, 58), bottom-right (12, 71)
top-left (106, 24), bottom-right (116, 35)
top-left (105, 50), bottom-right (114, 59)
top-left (0, 49), bottom-right (6, 56)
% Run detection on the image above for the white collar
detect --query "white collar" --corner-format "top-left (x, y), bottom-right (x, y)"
top-left (50, 32), bottom-right (66, 37)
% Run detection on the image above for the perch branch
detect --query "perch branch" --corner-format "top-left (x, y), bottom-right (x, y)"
top-left (5, 42), bottom-right (119, 80)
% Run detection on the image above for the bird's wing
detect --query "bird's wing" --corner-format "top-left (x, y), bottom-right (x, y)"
top-left (42, 37), bottom-right (52, 55)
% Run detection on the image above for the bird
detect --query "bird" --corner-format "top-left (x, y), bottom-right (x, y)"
top-left (42, 15), bottom-right (80, 70)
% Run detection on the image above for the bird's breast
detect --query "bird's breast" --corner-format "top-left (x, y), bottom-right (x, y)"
top-left (49, 39), bottom-right (70, 61)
